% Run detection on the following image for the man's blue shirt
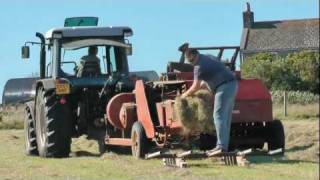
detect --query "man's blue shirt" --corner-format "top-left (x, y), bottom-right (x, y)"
top-left (193, 54), bottom-right (235, 91)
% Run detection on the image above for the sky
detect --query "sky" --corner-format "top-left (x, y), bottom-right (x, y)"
top-left (0, 0), bottom-right (319, 103)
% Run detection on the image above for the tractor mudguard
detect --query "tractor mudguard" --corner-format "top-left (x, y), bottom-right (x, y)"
top-left (35, 79), bottom-right (55, 92)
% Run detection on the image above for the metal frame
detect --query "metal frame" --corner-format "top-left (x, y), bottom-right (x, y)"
top-left (190, 46), bottom-right (240, 71)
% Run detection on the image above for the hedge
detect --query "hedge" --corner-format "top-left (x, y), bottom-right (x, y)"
top-left (271, 90), bottom-right (319, 104)
top-left (241, 51), bottom-right (319, 94)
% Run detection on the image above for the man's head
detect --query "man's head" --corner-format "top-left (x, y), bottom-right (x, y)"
top-left (185, 48), bottom-right (199, 65)
top-left (178, 42), bottom-right (199, 65)
top-left (88, 46), bottom-right (98, 56)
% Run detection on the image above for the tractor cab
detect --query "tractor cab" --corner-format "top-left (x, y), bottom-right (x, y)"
top-left (20, 17), bottom-right (137, 157)
top-left (22, 17), bottom-right (133, 92)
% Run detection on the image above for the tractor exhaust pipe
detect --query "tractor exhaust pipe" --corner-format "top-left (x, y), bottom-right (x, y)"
top-left (36, 32), bottom-right (46, 79)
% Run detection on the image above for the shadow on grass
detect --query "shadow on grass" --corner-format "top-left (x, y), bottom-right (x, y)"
top-left (247, 155), bottom-right (317, 164)
top-left (189, 163), bottom-right (214, 168)
top-left (71, 146), bottom-right (132, 158)
top-left (71, 151), bottom-right (100, 157)
top-left (285, 144), bottom-right (314, 153)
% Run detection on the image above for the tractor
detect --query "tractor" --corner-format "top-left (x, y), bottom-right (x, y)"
top-left (20, 17), bottom-right (159, 157)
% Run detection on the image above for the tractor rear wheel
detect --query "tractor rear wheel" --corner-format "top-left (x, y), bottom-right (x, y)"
top-left (35, 88), bottom-right (72, 158)
top-left (24, 105), bottom-right (38, 156)
top-left (131, 121), bottom-right (148, 159)
top-left (267, 120), bottom-right (285, 153)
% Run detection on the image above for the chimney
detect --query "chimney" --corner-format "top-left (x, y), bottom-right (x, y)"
top-left (243, 2), bottom-right (254, 28)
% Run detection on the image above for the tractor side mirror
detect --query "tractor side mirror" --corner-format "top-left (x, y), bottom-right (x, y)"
top-left (21, 46), bottom-right (30, 59)
top-left (126, 44), bottom-right (132, 56)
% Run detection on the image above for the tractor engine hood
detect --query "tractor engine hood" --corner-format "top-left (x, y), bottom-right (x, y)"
top-left (67, 76), bottom-right (107, 89)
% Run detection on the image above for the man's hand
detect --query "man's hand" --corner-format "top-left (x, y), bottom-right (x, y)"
top-left (181, 93), bottom-right (187, 99)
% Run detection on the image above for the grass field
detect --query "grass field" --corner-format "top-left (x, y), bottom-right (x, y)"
top-left (273, 103), bottom-right (319, 121)
top-left (0, 104), bottom-right (318, 180)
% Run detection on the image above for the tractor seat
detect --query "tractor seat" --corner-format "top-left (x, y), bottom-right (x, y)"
top-left (77, 60), bottom-right (101, 77)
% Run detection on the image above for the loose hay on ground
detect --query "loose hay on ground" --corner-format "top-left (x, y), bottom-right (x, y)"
top-left (174, 90), bottom-right (215, 135)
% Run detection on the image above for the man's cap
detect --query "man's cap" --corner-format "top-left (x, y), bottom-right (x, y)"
top-left (178, 42), bottom-right (189, 52)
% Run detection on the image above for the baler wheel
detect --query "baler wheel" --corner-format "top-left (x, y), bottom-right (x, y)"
top-left (267, 120), bottom-right (285, 153)
top-left (131, 121), bottom-right (148, 159)
top-left (35, 88), bottom-right (72, 158)
top-left (24, 105), bottom-right (38, 156)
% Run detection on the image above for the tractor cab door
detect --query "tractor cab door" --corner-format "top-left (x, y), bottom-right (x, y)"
top-left (106, 45), bottom-right (129, 75)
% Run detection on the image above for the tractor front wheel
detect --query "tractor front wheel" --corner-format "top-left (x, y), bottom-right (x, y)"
top-left (24, 104), bottom-right (38, 156)
top-left (131, 121), bottom-right (148, 159)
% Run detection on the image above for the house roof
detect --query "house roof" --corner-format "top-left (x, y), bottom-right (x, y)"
top-left (241, 18), bottom-right (320, 53)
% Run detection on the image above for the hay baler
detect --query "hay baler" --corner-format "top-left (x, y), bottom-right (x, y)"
top-left (103, 46), bottom-right (285, 158)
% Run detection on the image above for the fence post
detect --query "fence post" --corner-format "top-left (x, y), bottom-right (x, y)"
top-left (283, 91), bottom-right (288, 117)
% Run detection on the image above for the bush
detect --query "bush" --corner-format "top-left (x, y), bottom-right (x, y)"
top-left (242, 51), bottom-right (319, 93)
top-left (287, 51), bottom-right (320, 93)
top-left (241, 53), bottom-right (274, 88)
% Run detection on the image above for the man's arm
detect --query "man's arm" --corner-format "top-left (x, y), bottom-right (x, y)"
top-left (181, 65), bottom-right (202, 98)
top-left (181, 79), bottom-right (201, 98)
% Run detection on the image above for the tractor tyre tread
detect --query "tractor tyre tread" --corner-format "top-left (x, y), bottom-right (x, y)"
top-left (24, 105), bottom-right (38, 156)
top-left (36, 89), bottom-right (71, 158)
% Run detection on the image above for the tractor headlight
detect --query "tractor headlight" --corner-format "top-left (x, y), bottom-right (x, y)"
top-left (55, 79), bottom-right (70, 95)
top-left (52, 33), bottom-right (62, 39)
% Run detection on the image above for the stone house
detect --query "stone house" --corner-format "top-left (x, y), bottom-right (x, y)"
top-left (240, 3), bottom-right (319, 62)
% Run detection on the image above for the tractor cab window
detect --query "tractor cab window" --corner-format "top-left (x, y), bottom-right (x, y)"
top-left (61, 46), bottom-right (107, 76)
top-left (46, 47), bottom-right (52, 77)
top-left (109, 46), bottom-right (117, 72)
top-left (59, 38), bottom-right (129, 77)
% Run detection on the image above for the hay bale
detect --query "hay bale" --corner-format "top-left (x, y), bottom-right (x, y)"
top-left (174, 90), bottom-right (215, 135)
